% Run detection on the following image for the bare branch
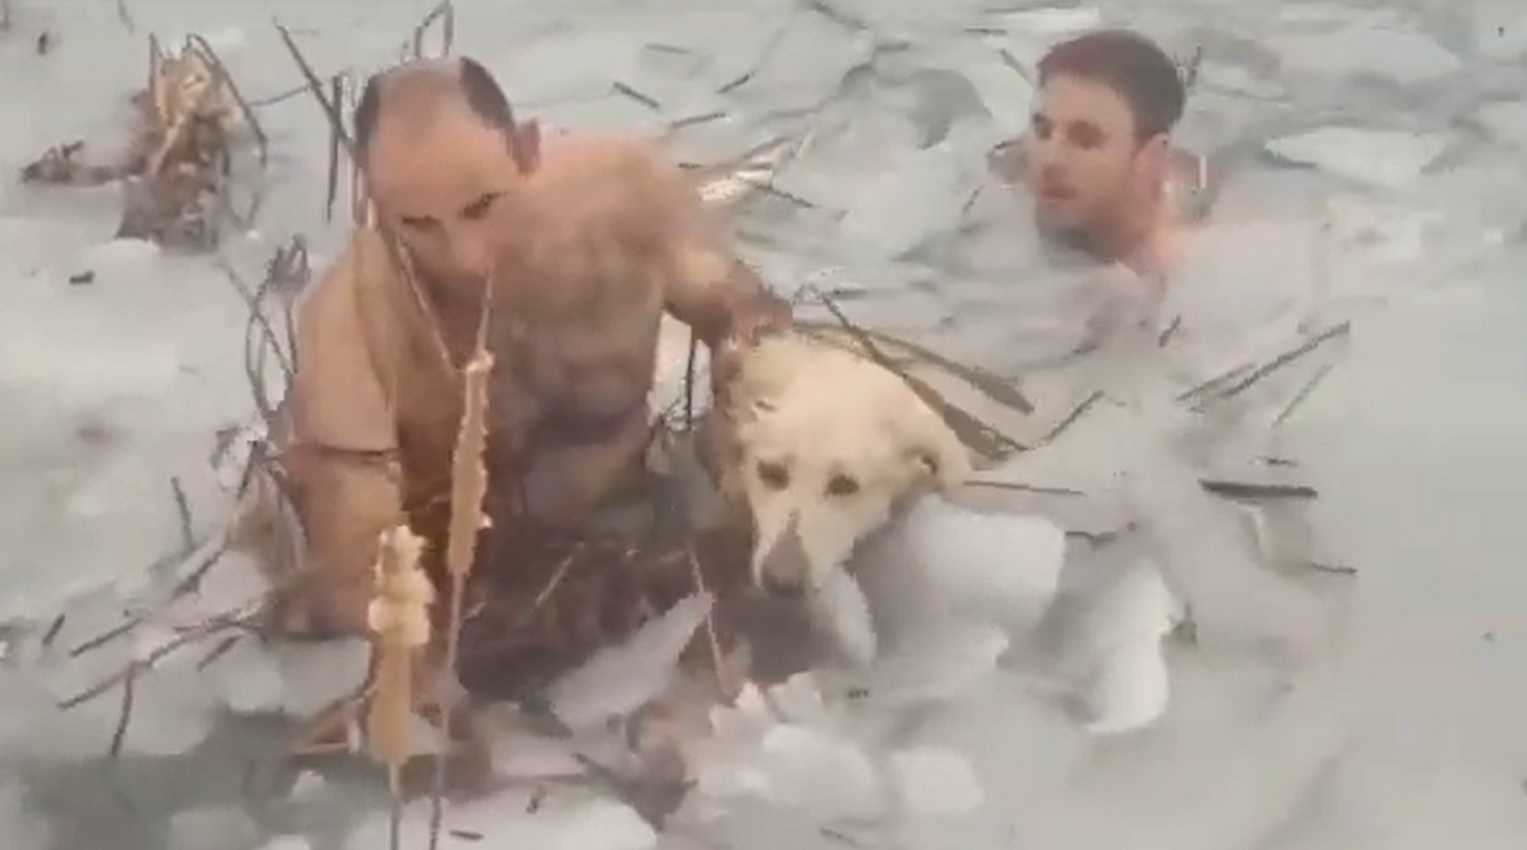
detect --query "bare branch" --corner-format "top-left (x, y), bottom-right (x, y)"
top-left (108, 668), bottom-right (138, 759)
top-left (274, 21), bottom-right (354, 158)
top-left (1215, 322), bottom-right (1351, 401)
top-left (187, 34), bottom-right (269, 166)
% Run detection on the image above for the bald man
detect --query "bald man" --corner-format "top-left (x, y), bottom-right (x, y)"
top-left (249, 57), bottom-right (790, 638)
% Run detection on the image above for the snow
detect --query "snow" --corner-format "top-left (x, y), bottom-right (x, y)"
top-left (3, 0), bottom-right (1527, 848)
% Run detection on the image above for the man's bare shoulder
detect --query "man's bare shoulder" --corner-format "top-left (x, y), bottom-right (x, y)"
top-left (294, 227), bottom-right (392, 324)
top-left (533, 134), bottom-right (691, 207)
top-left (515, 133), bottom-right (700, 254)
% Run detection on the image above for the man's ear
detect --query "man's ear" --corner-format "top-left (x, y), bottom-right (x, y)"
top-left (1134, 132), bottom-right (1171, 189)
top-left (511, 119), bottom-right (542, 174)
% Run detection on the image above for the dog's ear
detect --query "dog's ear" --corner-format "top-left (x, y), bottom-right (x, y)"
top-left (901, 434), bottom-right (971, 493)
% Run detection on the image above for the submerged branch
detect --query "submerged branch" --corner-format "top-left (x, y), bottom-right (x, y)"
top-left (1215, 322), bottom-right (1351, 401)
top-left (1199, 478), bottom-right (1319, 500)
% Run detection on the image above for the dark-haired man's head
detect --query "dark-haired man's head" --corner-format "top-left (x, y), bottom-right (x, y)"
top-left (1025, 29), bottom-right (1185, 259)
top-left (355, 57), bottom-right (541, 300)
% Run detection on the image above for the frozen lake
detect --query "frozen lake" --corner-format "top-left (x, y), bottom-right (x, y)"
top-left (2, 1), bottom-right (1525, 848)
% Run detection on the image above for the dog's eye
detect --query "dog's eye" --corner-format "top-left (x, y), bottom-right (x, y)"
top-left (826, 474), bottom-right (859, 497)
top-left (757, 460), bottom-right (790, 490)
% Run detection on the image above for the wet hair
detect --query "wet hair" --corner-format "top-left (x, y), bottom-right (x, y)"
top-left (1037, 29), bottom-right (1185, 141)
top-left (353, 57), bottom-right (516, 161)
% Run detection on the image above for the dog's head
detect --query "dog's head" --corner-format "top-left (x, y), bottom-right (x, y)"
top-left (719, 333), bottom-right (971, 597)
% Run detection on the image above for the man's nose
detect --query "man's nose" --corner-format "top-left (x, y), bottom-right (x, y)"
top-left (448, 227), bottom-right (496, 279)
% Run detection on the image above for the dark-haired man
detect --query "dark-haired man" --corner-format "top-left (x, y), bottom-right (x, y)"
top-left (1025, 28), bottom-right (1192, 279)
top-left (243, 57), bottom-right (790, 638)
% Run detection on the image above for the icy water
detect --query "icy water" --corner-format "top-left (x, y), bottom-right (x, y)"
top-left (3, 1), bottom-right (1526, 848)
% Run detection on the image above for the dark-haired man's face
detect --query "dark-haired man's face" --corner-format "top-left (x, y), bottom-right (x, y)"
top-left (365, 97), bottom-right (527, 303)
top-left (1024, 74), bottom-right (1159, 247)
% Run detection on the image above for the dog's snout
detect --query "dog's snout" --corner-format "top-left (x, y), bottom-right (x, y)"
top-left (762, 569), bottom-right (805, 598)
top-left (757, 515), bottom-right (811, 598)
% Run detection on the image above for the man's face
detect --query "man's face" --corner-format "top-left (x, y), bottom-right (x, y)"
top-left (365, 100), bottom-right (523, 299)
top-left (1024, 73), bottom-right (1148, 241)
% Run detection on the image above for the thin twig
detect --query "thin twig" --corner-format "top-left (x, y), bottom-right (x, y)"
top-left (613, 81), bottom-right (662, 111)
top-left (196, 635), bottom-right (242, 671)
top-left (1158, 314), bottom-right (1182, 348)
top-left (248, 83), bottom-right (308, 108)
top-left (528, 548), bottom-right (582, 616)
top-left (1177, 362), bottom-right (1252, 402)
top-left (683, 335), bottom-right (698, 430)
top-left (413, 0), bottom-right (455, 59)
top-left (70, 619), bottom-right (140, 659)
top-left (43, 613), bottom-right (67, 649)
top-left (688, 546), bottom-right (728, 699)
top-left (795, 319), bottom-right (1035, 415)
top-left (670, 110), bottom-right (727, 131)
top-left (274, 21), bottom-right (354, 157)
top-left (389, 782), bottom-right (404, 850)
top-left (804, 288), bottom-right (1024, 459)
top-left (964, 480), bottom-right (1084, 496)
top-left (171, 476), bottom-right (194, 555)
top-left (108, 668), bottom-right (137, 760)
top-left (326, 73), bottom-right (343, 223)
top-left (1274, 361), bottom-right (1335, 426)
top-left (1042, 389), bottom-right (1103, 445)
top-left (1199, 478), bottom-right (1319, 499)
top-left (1215, 322), bottom-right (1351, 401)
top-left (116, 0), bottom-right (135, 33)
top-left (220, 261), bottom-right (294, 381)
top-left (998, 47), bottom-right (1033, 85)
top-left (59, 611), bottom-right (257, 710)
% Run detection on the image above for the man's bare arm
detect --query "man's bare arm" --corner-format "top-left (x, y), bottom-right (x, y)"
top-left (266, 236), bottom-right (406, 636)
top-left (666, 239), bottom-right (792, 351)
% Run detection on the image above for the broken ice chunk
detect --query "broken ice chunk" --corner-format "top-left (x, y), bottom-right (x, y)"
top-left (274, 638), bottom-right (370, 719)
top-left (206, 637), bottom-right (284, 716)
top-left (756, 725), bottom-right (887, 820)
top-left (856, 494), bottom-right (1065, 647)
top-left (117, 663), bottom-right (221, 756)
top-left (808, 567), bottom-right (878, 669)
top-left (995, 6), bottom-right (1103, 36)
top-left (888, 747), bottom-right (985, 816)
top-left (1264, 127), bottom-right (1449, 189)
top-left (1066, 561), bottom-right (1183, 736)
top-left (1271, 25), bottom-right (1461, 84)
top-left (735, 9), bottom-right (875, 112)
top-left (545, 592), bottom-right (713, 732)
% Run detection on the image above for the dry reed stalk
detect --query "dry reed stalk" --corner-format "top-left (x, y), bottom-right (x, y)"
top-left (366, 524), bottom-right (433, 808)
top-left (427, 273), bottom-right (495, 850)
top-left (326, 73), bottom-right (343, 222)
top-left (275, 22), bottom-right (354, 157)
top-left (413, 1), bottom-right (455, 59)
top-left (185, 34), bottom-right (269, 166)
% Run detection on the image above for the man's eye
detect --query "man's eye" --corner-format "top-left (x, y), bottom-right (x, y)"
top-left (400, 216), bottom-right (435, 230)
top-left (462, 193), bottom-right (500, 221)
top-left (1067, 122), bottom-right (1104, 150)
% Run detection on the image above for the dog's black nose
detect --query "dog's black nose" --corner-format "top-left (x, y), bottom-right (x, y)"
top-left (761, 570), bottom-right (805, 598)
